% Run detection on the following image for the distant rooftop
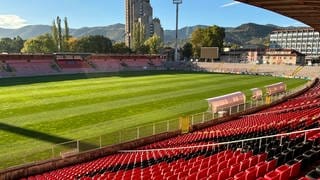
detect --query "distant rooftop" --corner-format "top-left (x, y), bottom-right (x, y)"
top-left (271, 27), bottom-right (318, 33)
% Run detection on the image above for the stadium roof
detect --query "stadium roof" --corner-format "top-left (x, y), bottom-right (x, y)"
top-left (237, 0), bottom-right (320, 31)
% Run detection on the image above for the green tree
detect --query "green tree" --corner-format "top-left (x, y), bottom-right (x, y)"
top-left (21, 34), bottom-right (56, 53)
top-left (112, 42), bottom-right (131, 54)
top-left (144, 34), bottom-right (162, 54)
top-left (56, 16), bottom-right (63, 51)
top-left (263, 37), bottom-right (270, 48)
top-left (132, 22), bottom-right (145, 52)
top-left (52, 20), bottom-right (59, 50)
top-left (136, 44), bottom-right (149, 54)
top-left (13, 36), bottom-right (25, 52)
top-left (67, 37), bottom-right (78, 52)
top-left (182, 42), bottom-right (193, 60)
top-left (0, 38), bottom-right (12, 52)
top-left (52, 16), bottom-right (71, 52)
top-left (191, 25), bottom-right (225, 57)
top-left (0, 36), bottom-right (24, 53)
top-left (64, 17), bottom-right (70, 51)
top-left (230, 43), bottom-right (240, 49)
top-left (75, 35), bottom-right (112, 53)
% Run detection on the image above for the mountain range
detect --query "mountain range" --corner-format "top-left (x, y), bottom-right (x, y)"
top-left (0, 23), bottom-right (292, 47)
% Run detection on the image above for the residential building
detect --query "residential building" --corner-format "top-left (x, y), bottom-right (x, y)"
top-left (151, 18), bottom-right (164, 41)
top-left (262, 49), bottom-right (305, 65)
top-left (125, 0), bottom-right (164, 49)
top-left (220, 49), bottom-right (264, 63)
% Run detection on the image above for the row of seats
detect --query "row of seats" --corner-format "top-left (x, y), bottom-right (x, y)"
top-left (303, 165), bottom-right (320, 179)
top-left (25, 132), bottom-right (318, 180)
top-left (0, 58), bottom-right (165, 77)
top-left (0, 60), bottom-right (58, 77)
top-left (196, 62), bottom-right (319, 78)
top-left (91, 59), bottom-right (163, 72)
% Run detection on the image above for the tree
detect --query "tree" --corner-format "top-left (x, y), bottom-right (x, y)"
top-left (75, 35), bottom-right (112, 53)
top-left (21, 34), bottom-right (56, 53)
top-left (191, 25), bottom-right (225, 57)
top-left (230, 43), bottom-right (240, 49)
top-left (182, 42), bottom-right (193, 60)
top-left (64, 17), bottom-right (70, 51)
top-left (67, 37), bottom-right (78, 52)
top-left (52, 20), bottom-right (59, 50)
top-left (0, 36), bottom-right (24, 53)
top-left (263, 37), bottom-right (270, 48)
top-left (52, 16), bottom-right (70, 52)
top-left (132, 22), bottom-right (145, 52)
top-left (13, 36), bottom-right (25, 52)
top-left (56, 16), bottom-right (63, 51)
top-left (144, 34), bottom-right (162, 54)
top-left (136, 44), bottom-right (149, 54)
top-left (112, 42), bottom-right (131, 54)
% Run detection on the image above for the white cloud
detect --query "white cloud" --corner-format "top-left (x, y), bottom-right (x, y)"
top-left (221, 1), bottom-right (241, 8)
top-left (0, 15), bottom-right (28, 29)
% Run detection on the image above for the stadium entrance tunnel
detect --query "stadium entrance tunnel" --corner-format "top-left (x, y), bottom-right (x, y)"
top-left (0, 122), bottom-right (98, 150)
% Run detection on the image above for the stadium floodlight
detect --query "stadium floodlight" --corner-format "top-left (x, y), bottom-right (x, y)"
top-left (173, 0), bottom-right (182, 61)
top-left (173, 0), bottom-right (182, 4)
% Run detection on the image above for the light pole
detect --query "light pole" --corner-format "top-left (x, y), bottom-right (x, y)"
top-left (173, 0), bottom-right (182, 61)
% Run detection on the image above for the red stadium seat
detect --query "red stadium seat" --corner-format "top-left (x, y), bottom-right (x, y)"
top-left (256, 162), bottom-right (268, 178)
top-left (197, 168), bottom-right (208, 180)
top-left (208, 172), bottom-right (219, 180)
top-left (286, 160), bottom-right (301, 178)
top-left (230, 164), bottom-right (241, 177)
top-left (245, 166), bottom-right (257, 180)
top-left (264, 171), bottom-right (280, 180)
top-left (218, 168), bottom-right (231, 180)
top-left (249, 156), bottom-right (258, 167)
top-left (275, 165), bottom-right (290, 180)
top-left (266, 159), bottom-right (277, 172)
top-left (240, 159), bottom-right (250, 171)
top-left (258, 153), bottom-right (268, 163)
top-left (218, 160), bottom-right (228, 171)
top-left (234, 171), bottom-right (246, 180)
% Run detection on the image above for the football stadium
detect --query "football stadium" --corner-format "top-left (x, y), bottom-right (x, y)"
top-left (1, 0), bottom-right (320, 180)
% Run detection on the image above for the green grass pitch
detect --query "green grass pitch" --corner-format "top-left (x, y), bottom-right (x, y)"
top-left (0, 71), bottom-right (308, 169)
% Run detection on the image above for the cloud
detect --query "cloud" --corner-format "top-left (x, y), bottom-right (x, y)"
top-left (0, 15), bottom-right (28, 29)
top-left (221, 1), bottom-right (241, 8)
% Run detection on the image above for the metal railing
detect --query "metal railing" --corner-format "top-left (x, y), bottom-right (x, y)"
top-left (0, 118), bottom-right (181, 169)
top-left (190, 81), bottom-right (309, 126)
top-left (120, 127), bottom-right (320, 152)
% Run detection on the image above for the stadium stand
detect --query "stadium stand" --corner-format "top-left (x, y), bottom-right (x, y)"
top-left (195, 62), bottom-right (320, 78)
top-left (0, 54), bottom-right (165, 78)
top-left (1, 54), bottom-right (319, 79)
top-left (296, 66), bottom-right (320, 79)
top-left (89, 55), bottom-right (122, 72)
top-left (151, 58), bottom-right (164, 67)
top-left (55, 54), bottom-right (97, 74)
top-left (20, 79), bottom-right (320, 180)
top-left (89, 55), bottom-right (164, 72)
top-left (0, 55), bottom-right (58, 77)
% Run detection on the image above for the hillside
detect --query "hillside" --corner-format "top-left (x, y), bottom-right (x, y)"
top-left (225, 23), bottom-right (279, 47)
top-left (164, 23), bottom-right (280, 47)
top-left (0, 23), bottom-right (291, 47)
top-left (0, 24), bottom-right (126, 42)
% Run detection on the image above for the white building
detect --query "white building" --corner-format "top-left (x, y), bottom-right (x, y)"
top-left (270, 28), bottom-right (320, 61)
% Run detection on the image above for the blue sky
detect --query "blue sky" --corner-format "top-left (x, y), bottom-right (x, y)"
top-left (0, 0), bottom-right (306, 29)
